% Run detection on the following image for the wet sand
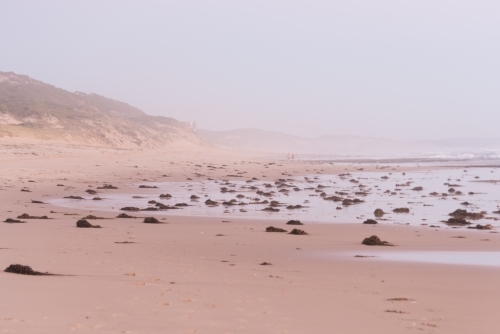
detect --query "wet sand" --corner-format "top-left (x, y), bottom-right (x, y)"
top-left (1, 144), bottom-right (499, 333)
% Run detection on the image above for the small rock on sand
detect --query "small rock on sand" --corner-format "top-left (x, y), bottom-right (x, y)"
top-left (4, 218), bottom-right (25, 223)
top-left (143, 217), bottom-right (161, 224)
top-left (266, 226), bottom-right (287, 232)
top-left (286, 220), bottom-right (303, 225)
top-left (289, 229), bottom-right (308, 235)
top-left (116, 213), bottom-right (136, 218)
top-left (4, 264), bottom-right (49, 275)
top-left (362, 235), bottom-right (393, 246)
top-left (76, 219), bottom-right (101, 228)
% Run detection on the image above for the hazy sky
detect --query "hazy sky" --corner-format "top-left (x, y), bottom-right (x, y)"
top-left (1, 1), bottom-right (499, 139)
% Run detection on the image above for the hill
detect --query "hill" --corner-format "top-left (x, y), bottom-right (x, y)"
top-left (0, 72), bottom-right (205, 148)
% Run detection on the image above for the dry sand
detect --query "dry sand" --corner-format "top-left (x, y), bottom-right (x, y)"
top-left (0, 143), bottom-right (499, 333)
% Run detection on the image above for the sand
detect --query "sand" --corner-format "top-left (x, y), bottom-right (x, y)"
top-left (0, 143), bottom-right (499, 333)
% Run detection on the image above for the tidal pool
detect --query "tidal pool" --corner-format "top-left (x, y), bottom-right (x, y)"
top-left (346, 251), bottom-right (500, 267)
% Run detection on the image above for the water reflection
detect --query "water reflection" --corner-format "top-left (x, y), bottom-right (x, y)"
top-left (48, 167), bottom-right (500, 227)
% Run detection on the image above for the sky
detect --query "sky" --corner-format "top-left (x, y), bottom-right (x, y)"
top-left (0, 1), bottom-right (499, 139)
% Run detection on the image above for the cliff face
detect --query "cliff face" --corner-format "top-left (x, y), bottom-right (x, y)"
top-left (0, 72), bottom-right (206, 148)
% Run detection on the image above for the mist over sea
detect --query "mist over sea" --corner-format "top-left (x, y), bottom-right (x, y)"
top-left (294, 147), bottom-right (500, 163)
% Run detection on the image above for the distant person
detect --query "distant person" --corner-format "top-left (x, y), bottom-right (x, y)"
top-left (292, 154), bottom-right (295, 160)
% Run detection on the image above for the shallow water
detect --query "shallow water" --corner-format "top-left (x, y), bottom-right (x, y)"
top-left (344, 251), bottom-right (500, 267)
top-left (49, 166), bottom-right (500, 228)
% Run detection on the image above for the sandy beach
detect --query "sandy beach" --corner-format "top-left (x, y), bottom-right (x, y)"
top-left (1, 144), bottom-right (499, 333)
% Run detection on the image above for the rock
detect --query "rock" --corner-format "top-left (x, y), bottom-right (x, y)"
top-left (190, 195), bottom-right (200, 199)
top-left (4, 264), bottom-right (47, 275)
top-left (362, 235), bottom-right (393, 246)
top-left (64, 196), bottom-right (84, 200)
top-left (175, 203), bottom-right (188, 207)
top-left (155, 203), bottom-right (178, 210)
top-left (363, 219), bottom-right (378, 225)
top-left (323, 196), bottom-right (343, 202)
top-left (85, 189), bottom-right (97, 194)
top-left (92, 197), bottom-right (103, 200)
top-left (139, 185), bottom-right (158, 189)
top-left (412, 186), bottom-right (423, 191)
top-left (97, 185), bottom-right (118, 189)
top-left (289, 229), bottom-right (308, 235)
top-left (286, 205), bottom-right (302, 209)
top-left (120, 207), bottom-right (140, 211)
top-left (76, 219), bottom-right (101, 228)
top-left (468, 224), bottom-right (493, 230)
top-left (342, 199), bottom-right (353, 206)
top-left (266, 226), bottom-right (287, 232)
top-left (262, 207), bottom-right (280, 212)
top-left (342, 198), bottom-right (363, 206)
top-left (393, 208), bottom-right (410, 213)
top-left (449, 209), bottom-right (485, 220)
top-left (143, 217), bottom-right (161, 224)
top-left (260, 262), bottom-right (272, 265)
top-left (117, 213), bottom-right (135, 218)
top-left (374, 209), bottom-right (385, 217)
top-left (4, 218), bottom-right (25, 223)
top-left (31, 200), bottom-right (45, 204)
top-left (159, 194), bottom-right (172, 198)
top-left (444, 218), bottom-right (471, 226)
top-left (205, 199), bottom-right (218, 206)
top-left (286, 220), bottom-right (303, 225)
